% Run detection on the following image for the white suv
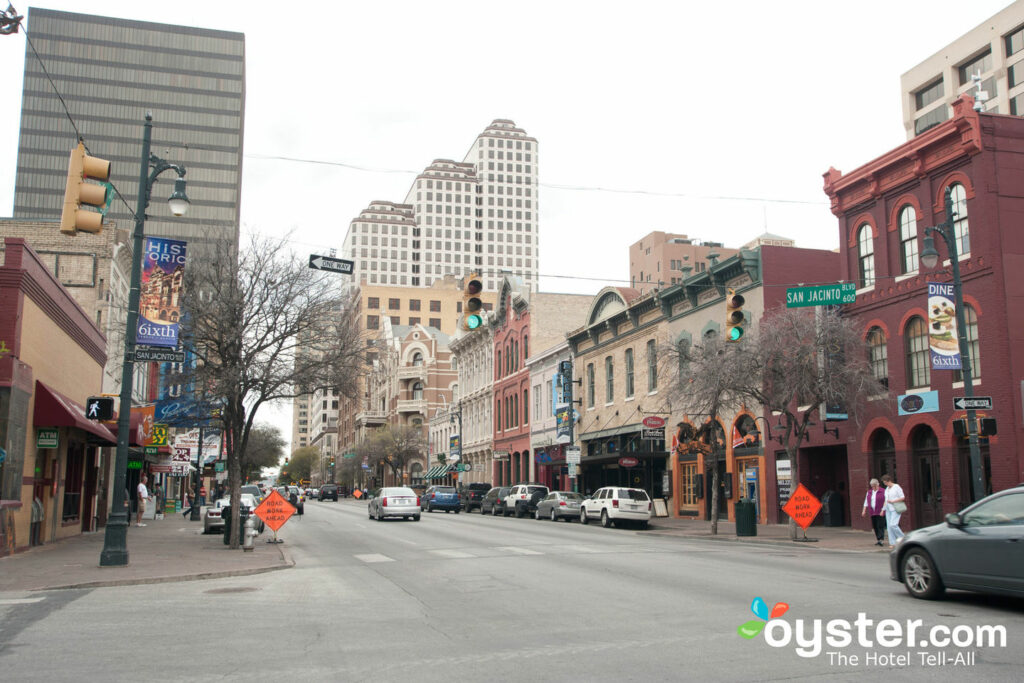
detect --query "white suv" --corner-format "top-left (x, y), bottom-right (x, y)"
top-left (580, 487), bottom-right (652, 529)
top-left (503, 483), bottom-right (550, 518)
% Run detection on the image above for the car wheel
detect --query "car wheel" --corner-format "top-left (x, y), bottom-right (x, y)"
top-left (639, 520), bottom-right (649, 530)
top-left (902, 548), bottom-right (945, 599)
top-left (601, 510), bottom-right (612, 528)
top-left (413, 515), bottom-right (420, 521)
top-left (551, 509), bottom-right (558, 522)
top-left (428, 503), bottom-right (433, 513)
top-left (515, 505), bottom-right (524, 518)
top-left (455, 509), bottom-right (460, 514)
top-left (492, 505), bottom-right (500, 516)
top-left (580, 508), bottom-right (589, 524)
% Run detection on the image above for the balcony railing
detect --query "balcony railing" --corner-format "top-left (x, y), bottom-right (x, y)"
top-left (396, 398), bottom-right (428, 414)
top-left (397, 365), bottom-right (427, 381)
top-left (356, 410), bottom-right (388, 425)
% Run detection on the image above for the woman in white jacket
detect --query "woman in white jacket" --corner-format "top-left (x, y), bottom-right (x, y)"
top-left (881, 474), bottom-right (906, 546)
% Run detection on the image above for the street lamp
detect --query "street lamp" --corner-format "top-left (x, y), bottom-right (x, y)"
top-left (449, 402), bottom-right (462, 485)
top-left (100, 113), bottom-right (189, 567)
top-left (920, 186), bottom-right (986, 503)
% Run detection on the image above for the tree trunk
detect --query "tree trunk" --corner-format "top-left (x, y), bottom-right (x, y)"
top-left (710, 466), bottom-right (720, 536)
top-left (227, 421), bottom-right (242, 549)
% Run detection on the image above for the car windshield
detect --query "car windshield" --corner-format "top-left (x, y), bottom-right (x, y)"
top-left (560, 493), bottom-right (584, 501)
top-left (527, 486), bottom-right (547, 495)
top-left (621, 489), bottom-right (650, 501)
top-left (434, 487), bottom-right (456, 494)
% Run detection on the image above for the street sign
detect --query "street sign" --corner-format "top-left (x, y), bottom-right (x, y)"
top-left (567, 463), bottom-right (577, 477)
top-left (308, 254), bottom-right (354, 274)
top-left (785, 283), bottom-right (856, 308)
top-left (135, 345), bottom-right (185, 363)
top-left (172, 447), bottom-right (191, 462)
top-left (215, 461), bottom-right (225, 472)
top-left (642, 427), bottom-right (665, 441)
top-left (253, 489), bottom-right (296, 532)
top-left (565, 446), bottom-right (581, 464)
top-left (781, 483), bottom-right (822, 530)
top-left (953, 396), bottom-right (993, 411)
top-left (150, 423), bottom-right (169, 446)
top-left (144, 446), bottom-right (159, 456)
top-left (36, 428), bottom-right (59, 449)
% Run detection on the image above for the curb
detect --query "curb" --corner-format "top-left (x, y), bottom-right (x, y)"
top-left (641, 527), bottom-right (889, 554)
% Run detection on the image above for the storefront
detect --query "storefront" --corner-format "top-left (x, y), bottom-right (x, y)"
top-left (579, 425), bottom-right (668, 500)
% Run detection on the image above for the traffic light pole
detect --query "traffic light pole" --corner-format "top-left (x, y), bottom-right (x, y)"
top-left (100, 114), bottom-right (188, 567)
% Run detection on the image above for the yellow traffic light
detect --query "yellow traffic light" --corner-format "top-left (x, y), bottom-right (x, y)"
top-left (60, 141), bottom-right (111, 236)
top-left (462, 272), bottom-right (483, 331)
top-left (725, 288), bottom-right (745, 342)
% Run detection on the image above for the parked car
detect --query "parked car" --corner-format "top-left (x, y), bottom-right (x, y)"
top-left (319, 484), bottom-right (339, 501)
top-left (367, 486), bottom-right (420, 521)
top-left (580, 487), bottom-right (652, 528)
top-left (203, 493), bottom-right (263, 534)
top-left (890, 484), bottom-right (1024, 599)
top-left (459, 482), bottom-right (492, 512)
top-left (421, 485), bottom-right (461, 513)
top-left (241, 484), bottom-right (264, 504)
top-left (536, 491), bottom-right (584, 521)
top-left (504, 483), bottom-right (549, 518)
top-left (481, 486), bottom-right (511, 515)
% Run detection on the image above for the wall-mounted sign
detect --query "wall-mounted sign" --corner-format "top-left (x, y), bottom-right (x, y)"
top-left (492, 450), bottom-right (509, 460)
top-left (618, 456), bottom-right (639, 468)
top-left (928, 282), bottom-right (961, 370)
top-left (897, 390), bottom-right (939, 416)
top-left (36, 428), bottom-right (59, 449)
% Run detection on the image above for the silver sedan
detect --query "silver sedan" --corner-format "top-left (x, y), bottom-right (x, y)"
top-left (535, 491), bottom-right (584, 522)
top-left (368, 487), bottom-right (421, 521)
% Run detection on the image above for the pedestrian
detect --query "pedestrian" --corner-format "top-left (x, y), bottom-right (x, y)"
top-left (154, 485), bottom-right (164, 520)
top-left (136, 475), bottom-right (151, 527)
top-left (861, 478), bottom-right (886, 546)
top-left (182, 489), bottom-right (192, 518)
top-left (199, 484), bottom-right (207, 507)
top-left (881, 474), bottom-right (906, 546)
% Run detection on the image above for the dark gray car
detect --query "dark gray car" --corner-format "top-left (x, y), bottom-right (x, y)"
top-left (890, 484), bottom-right (1024, 599)
top-left (535, 491), bottom-right (584, 521)
top-left (481, 486), bottom-right (511, 515)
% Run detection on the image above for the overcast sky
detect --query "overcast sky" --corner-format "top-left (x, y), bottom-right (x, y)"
top-left (0, 0), bottom-right (1014, 452)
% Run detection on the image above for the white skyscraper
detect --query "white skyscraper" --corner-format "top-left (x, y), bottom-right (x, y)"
top-left (344, 119), bottom-right (538, 292)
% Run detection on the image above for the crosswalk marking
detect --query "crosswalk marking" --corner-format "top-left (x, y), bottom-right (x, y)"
top-left (354, 553), bottom-right (394, 563)
top-left (493, 546), bottom-right (543, 556)
top-left (430, 549), bottom-right (475, 559)
top-left (0, 597), bottom-right (46, 605)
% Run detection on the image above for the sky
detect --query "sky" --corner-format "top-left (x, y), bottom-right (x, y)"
top-left (0, 0), bottom-right (1015, 451)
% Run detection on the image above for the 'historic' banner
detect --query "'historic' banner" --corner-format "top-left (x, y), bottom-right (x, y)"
top-left (927, 282), bottom-right (961, 370)
top-left (137, 237), bottom-right (187, 348)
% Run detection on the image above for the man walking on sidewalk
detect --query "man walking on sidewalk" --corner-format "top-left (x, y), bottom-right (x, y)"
top-left (136, 475), bottom-right (151, 527)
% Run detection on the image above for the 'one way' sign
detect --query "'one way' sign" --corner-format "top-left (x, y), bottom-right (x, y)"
top-left (953, 396), bottom-right (993, 411)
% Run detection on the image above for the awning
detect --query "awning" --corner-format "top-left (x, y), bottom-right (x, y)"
top-left (33, 381), bottom-right (117, 445)
top-left (578, 423), bottom-right (642, 441)
top-left (425, 464), bottom-right (455, 480)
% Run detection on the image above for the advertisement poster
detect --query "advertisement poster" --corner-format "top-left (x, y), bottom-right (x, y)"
top-left (137, 237), bottom-right (187, 348)
top-left (927, 282), bottom-right (961, 370)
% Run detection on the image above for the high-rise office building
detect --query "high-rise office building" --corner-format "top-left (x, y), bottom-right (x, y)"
top-left (343, 119), bottom-right (537, 292)
top-left (12, 7), bottom-right (245, 250)
top-left (901, 1), bottom-right (1024, 138)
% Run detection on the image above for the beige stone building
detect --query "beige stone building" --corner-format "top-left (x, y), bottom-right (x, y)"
top-left (629, 231), bottom-right (738, 293)
top-left (901, 1), bottom-right (1024, 137)
top-left (447, 311), bottom-right (494, 486)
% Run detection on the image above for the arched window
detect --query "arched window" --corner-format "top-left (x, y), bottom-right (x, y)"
top-left (496, 397), bottom-right (502, 430)
top-left (624, 348), bottom-right (635, 398)
top-left (867, 327), bottom-right (888, 389)
top-left (898, 206), bottom-right (918, 274)
top-left (587, 363), bottom-right (595, 407)
top-left (858, 224), bottom-right (875, 288)
top-left (949, 183), bottom-right (969, 257)
top-left (523, 335), bottom-right (528, 359)
top-left (647, 339), bottom-right (658, 391)
top-left (870, 429), bottom-right (896, 482)
top-left (412, 382), bottom-right (424, 400)
top-left (953, 304), bottom-right (980, 383)
top-left (905, 317), bottom-right (930, 388)
top-left (605, 356), bottom-right (614, 403)
top-left (412, 351), bottom-right (423, 366)
top-left (496, 350), bottom-right (501, 378)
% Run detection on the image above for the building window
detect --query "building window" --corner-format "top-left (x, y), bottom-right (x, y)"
top-left (412, 382), bottom-right (423, 400)
top-left (605, 356), bottom-right (614, 403)
top-left (1010, 60), bottom-right (1024, 89)
top-left (857, 224), bottom-right (875, 288)
top-left (390, 316), bottom-right (399, 325)
top-left (409, 299), bottom-right (421, 311)
top-left (958, 50), bottom-right (992, 85)
top-left (366, 315), bottom-right (379, 330)
top-left (496, 350), bottom-right (502, 378)
top-left (647, 339), bottom-right (658, 390)
top-left (905, 316), bottom-right (930, 389)
top-left (409, 317), bottom-right (420, 326)
top-left (496, 398), bottom-right (502, 431)
top-left (412, 352), bottom-right (423, 366)
top-left (523, 334), bottom-right (528, 359)
top-left (430, 300), bottom-right (441, 312)
top-left (949, 183), bottom-right (970, 256)
top-left (624, 348), bottom-right (635, 398)
top-left (389, 298), bottom-right (400, 310)
top-left (952, 304), bottom-right (980, 383)
top-left (587, 363), bottom-right (595, 407)
top-left (429, 318), bottom-right (441, 329)
top-left (523, 389), bottom-right (528, 424)
top-left (898, 206), bottom-right (918, 274)
top-left (915, 78), bottom-right (944, 110)
top-left (914, 105), bottom-right (949, 135)
top-left (867, 327), bottom-right (888, 390)
top-left (1008, 25), bottom-right (1024, 57)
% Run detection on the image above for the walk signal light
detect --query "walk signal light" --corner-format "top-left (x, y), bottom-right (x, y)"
top-left (462, 273), bottom-right (483, 331)
top-left (60, 141), bottom-right (111, 236)
top-left (85, 396), bottom-right (114, 420)
top-left (725, 288), bottom-right (745, 342)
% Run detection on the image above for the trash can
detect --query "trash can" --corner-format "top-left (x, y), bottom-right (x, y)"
top-left (735, 498), bottom-right (757, 537)
top-left (821, 490), bottom-right (844, 527)
top-left (222, 505), bottom-right (250, 544)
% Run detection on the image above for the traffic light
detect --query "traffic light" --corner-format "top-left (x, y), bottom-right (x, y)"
top-left (60, 141), bottom-right (112, 236)
top-left (461, 272), bottom-right (483, 331)
top-left (85, 396), bottom-right (114, 420)
top-left (725, 288), bottom-right (745, 342)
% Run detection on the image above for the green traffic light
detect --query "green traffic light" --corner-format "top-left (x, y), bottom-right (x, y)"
top-left (466, 314), bottom-right (482, 329)
top-left (728, 327), bottom-right (743, 341)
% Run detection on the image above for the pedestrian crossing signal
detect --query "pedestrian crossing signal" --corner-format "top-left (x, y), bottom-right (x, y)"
top-left (86, 396), bottom-right (114, 421)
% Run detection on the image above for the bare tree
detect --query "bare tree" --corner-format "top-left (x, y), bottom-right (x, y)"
top-left (177, 233), bottom-right (364, 547)
top-left (370, 425), bottom-right (427, 485)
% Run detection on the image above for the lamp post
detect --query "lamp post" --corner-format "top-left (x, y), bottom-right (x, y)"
top-left (100, 113), bottom-right (189, 567)
top-left (920, 186), bottom-right (985, 503)
top-left (449, 402), bottom-right (462, 485)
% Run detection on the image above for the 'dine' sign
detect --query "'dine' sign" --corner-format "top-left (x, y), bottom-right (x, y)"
top-left (927, 282), bottom-right (961, 370)
top-left (137, 237), bottom-right (187, 348)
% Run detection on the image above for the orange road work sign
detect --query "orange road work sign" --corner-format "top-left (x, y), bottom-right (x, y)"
top-left (781, 483), bottom-right (822, 530)
top-left (352, 489), bottom-right (363, 499)
top-left (253, 489), bottom-right (296, 532)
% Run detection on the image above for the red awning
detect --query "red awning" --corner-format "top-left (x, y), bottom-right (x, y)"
top-left (102, 409), bottom-right (149, 447)
top-left (33, 381), bottom-right (117, 445)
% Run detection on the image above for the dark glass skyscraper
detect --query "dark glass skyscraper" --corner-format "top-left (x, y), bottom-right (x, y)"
top-left (13, 7), bottom-right (245, 249)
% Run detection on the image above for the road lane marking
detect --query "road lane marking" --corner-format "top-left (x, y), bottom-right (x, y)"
top-left (354, 554), bottom-right (394, 563)
top-left (0, 597), bottom-right (46, 605)
top-left (493, 546), bottom-right (543, 555)
top-left (430, 549), bottom-right (475, 559)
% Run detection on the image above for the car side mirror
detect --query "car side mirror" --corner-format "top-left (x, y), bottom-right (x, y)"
top-left (946, 512), bottom-right (966, 529)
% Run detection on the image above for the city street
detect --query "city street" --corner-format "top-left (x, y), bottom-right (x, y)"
top-left (0, 500), bottom-right (1021, 681)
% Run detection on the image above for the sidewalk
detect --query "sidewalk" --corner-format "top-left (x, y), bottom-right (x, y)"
top-left (0, 513), bottom-right (293, 592)
top-left (645, 515), bottom-right (890, 553)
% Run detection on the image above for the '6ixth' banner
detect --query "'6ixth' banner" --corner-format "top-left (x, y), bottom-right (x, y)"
top-left (137, 237), bottom-right (187, 348)
top-left (927, 282), bottom-right (961, 370)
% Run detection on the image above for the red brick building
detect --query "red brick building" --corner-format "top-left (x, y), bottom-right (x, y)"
top-left (805, 95), bottom-right (1024, 531)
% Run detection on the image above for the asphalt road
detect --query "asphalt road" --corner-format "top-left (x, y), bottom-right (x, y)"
top-left (1, 499), bottom-right (1021, 681)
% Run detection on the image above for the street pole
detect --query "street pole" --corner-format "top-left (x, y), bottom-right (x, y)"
top-left (922, 187), bottom-right (985, 503)
top-left (100, 113), bottom-right (189, 567)
top-left (190, 425), bottom-right (203, 521)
